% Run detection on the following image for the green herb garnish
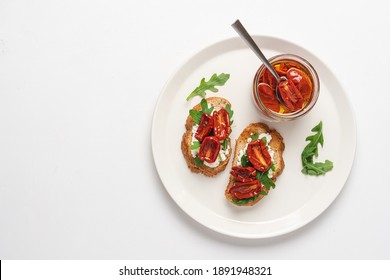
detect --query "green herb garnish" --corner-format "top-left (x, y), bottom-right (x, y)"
top-left (222, 138), bottom-right (228, 150)
top-left (194, 156), bottom-right (204, 166)
top-left (186, 73), bottom-right (230, 101)
top-left (252, 133), bottom-right (259, 140)
top-left (240, 154), bottom-right (250, 167)
top-left (256, 170), bottom-right (275, 190)
top-left (189, 109), bottom-right (203, 124)
top-left (225, 104), bottom-right (234, 125)
top-left (190, 141), bottom-right (201, 150)
top-left (301, 121), bottom-right (334, 175)
top-left (200, 98), bottom-right (213, 114)
top-left (232, 194), bottom-right (261, 205)
top-left (189, 98), bottom-right (214, 124)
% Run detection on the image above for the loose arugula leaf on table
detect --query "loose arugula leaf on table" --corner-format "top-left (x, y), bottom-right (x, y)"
top-left (302, 160), bottom-right (334, 175)
top-left (301, 121), bottom-right (334, 175)
top-left (186, 73), bottom-right (230, 101)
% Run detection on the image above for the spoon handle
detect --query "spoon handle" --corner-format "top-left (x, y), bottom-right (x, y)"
top-left (231, 19), bottom-right (280, 81)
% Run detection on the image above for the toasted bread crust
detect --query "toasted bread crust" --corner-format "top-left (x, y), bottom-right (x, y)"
top-left (181, 97), bottom-right (232, 177)
top-left (225, 122), bottom-right (285, 206)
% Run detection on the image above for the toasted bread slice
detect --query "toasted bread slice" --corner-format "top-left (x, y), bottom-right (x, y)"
top-left (181, 97), bottom-right (232, 177)
top-left (225, 122), bottom-right (285, 206)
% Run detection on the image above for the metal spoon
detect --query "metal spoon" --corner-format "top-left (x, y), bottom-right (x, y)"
top-left (231, 19), bottom-right (288, 108)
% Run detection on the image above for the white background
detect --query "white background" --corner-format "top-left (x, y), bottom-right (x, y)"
top-left (0, 0), bottom-right (389, 259)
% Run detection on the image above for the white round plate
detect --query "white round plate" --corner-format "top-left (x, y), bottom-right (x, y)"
top-left (152, 36), bottom-right (356, 238)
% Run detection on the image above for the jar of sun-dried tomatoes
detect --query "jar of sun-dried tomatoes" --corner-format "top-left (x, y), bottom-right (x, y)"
top-left (252, 54), bottom-right (320, 121)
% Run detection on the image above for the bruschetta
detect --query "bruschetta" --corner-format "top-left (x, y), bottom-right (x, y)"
top-left (181, 97), bottom-right (234, 177)
top-left (225, 122), bottom-right (285, 206)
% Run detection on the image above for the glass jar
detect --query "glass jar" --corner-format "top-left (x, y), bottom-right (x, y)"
top-left (252, 54), bottom-right (320, 121)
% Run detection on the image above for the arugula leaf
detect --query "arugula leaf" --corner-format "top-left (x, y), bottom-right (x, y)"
top-left (225, 104), bottom-right (234, 125)
top-left (222, 138), bottom-right (228, 150)
top-left (194, 156), bottom-right (204, 166)
top-left (256, 170), bottom-right (275, 190)
top-left (240, 154), bottom-right (250, 167)
top-left (252, 133), bottom-right (259, 140)
top-left (200, 98), bottom-right (214, 115)
top-left (232, 194), bottom-right (261, 205)
top-left (189, 109), bottom-right (203, 125)
top-left (301, 121), bottom-right (334, 175)
top-left (190, 141), bottom-right (201, 150)
top-left (186, 73), bottom-right (230, 101)
top-left (189, 98), bottom-right (213, 124)
top-left (302, 160), bottom-right (334, 175)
